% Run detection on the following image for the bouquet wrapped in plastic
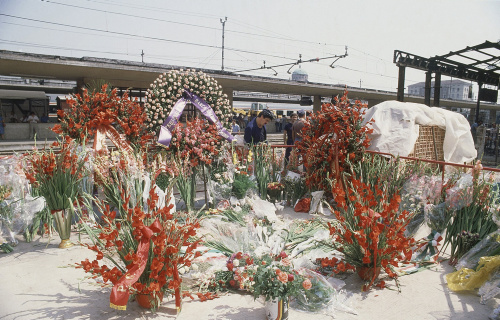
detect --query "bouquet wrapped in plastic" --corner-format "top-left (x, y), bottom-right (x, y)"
top-left (455, 231), bottom-right (500, 271)
top-left (291, 268), bottom-right (356, 315)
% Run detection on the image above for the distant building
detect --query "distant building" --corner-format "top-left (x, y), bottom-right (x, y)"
top-left (408, 79), bottom-right (474, 101)
top-left (291, 67), bottom-right (308, 82)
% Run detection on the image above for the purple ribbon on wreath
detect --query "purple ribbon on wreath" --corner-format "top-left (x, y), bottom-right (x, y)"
top-left (157, 90), bottom-right (234, 147)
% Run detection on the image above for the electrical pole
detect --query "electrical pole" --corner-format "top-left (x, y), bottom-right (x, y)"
top-left (141, 50), bottom-right (144, 63)
top-left (220, 17), bottom-right (227, 71)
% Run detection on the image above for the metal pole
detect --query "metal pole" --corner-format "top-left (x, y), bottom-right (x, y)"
top-left (424, 71), bottom-right (432, 106)
top-left (433, 72), bottom-right (441, 107)
top-left (220, 17), bottom-right (227, 71)
top-left (397, 66), bottom-right (405, 102)
top-left (475, 82), bottom-right (482, 123)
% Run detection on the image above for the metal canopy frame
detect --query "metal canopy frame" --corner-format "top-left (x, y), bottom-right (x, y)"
top-left (393, 40), bottom-right (500, 121)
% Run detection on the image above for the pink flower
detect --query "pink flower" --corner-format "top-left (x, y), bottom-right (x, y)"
top-left (302, 279), bottom-right (312, 290)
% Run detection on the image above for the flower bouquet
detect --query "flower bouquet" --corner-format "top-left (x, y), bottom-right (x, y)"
top-left (76, 187), bottom-right (202, 311)
top-left (321, 177), bottom-right (415, 290)
top-left (252, 252), bottom-right (311, 320)
top-left (295, 90), bottom-right (373, 190)
top-left (53, 84), bottom-right (151, 149)
top-left (267, 182), bottom-right (284, 203)
top-left (22, 140), bottom-right (89, 248)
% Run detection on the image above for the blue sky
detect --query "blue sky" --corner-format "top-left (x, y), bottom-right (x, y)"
top-left (0, 0), bottom-right (499, 92)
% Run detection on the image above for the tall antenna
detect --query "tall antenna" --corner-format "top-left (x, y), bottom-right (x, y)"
top-left (220, 17), bottom-right (227, 71)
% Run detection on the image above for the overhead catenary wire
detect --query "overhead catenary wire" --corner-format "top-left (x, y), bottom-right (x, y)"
top-left (234, 47), bottom-right (348, 75)
top-left (41, 0), bottom-right (347, 48)
top-left (0, 13), bottom-right (298, 61)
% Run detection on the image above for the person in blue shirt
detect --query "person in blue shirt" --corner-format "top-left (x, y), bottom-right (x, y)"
top-left (244, 109), bottom-right (274, 144)
top-left (40, 113), bottom-right (49, 123)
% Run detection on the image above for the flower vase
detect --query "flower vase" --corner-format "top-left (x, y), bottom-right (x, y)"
top-left (356, 265), bottom-right (381, 281)
top-left (52, 209), bottom-right (73, 248)
top-left (264, 297), bottom-right (289, 320)
top-left (136, 291), bottom-right (164, 309)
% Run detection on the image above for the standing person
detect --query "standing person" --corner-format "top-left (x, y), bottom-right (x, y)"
top-left (292, 110), bottom-right (307, 171)
top-left (27, 112), bottom-right (39, 139)
top-left (283, 113), bottom-right (297, 166)
top-left (275, 115), bottom-right (280, 133)
top-left (231, 119), bottom-right (240, 134)
top-left (292, 110), bottom-right (306, 143)
top-left (238, 114), bottom-right (244, 129)
top-left (244, 113), bottom-right (249, 128)
top-left (244, 109), bottom-right (274, 144)
top-left (0, 114), bottom-right (5, 139)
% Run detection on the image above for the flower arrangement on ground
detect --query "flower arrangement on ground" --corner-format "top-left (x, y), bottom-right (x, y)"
top-left (282, 173), bottom-right (307, 206)
top-left (295, 90), bottom-right (373, 191)
top-left (320, 176), bottom-right (415, 290)
top-left (267, 182), bottom-right (284, 202)
top-left (251, 251), bottom-right (312, 302)
top-left (76, 187), bottom-right (202, 310)
top-left (76, 148), bottom-right (202, 310)
top-left (22, 139), bottom-right (89, 247)
top-left (53, 84), bottom-right (151, 149)
top-left (442, 164), bottom-right (499, 265)
top-left (145, 69), bottom-right (232, 134)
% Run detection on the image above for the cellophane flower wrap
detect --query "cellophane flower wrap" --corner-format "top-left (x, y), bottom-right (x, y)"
top-left (320, 176), bottom-right (415, 289)
top-left (295, 90), bottom-right (373, 190)
top-left (22, 139), bottom-right (89, 211)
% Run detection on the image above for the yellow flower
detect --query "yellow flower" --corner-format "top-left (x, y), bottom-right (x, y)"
top-left (233, 152), bottom-right (239, 165)
top-left (247, 150), bottom-right (253, 162)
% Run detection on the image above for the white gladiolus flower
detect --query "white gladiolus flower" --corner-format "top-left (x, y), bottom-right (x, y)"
top-left (233, 259), bottom-right (240, 267)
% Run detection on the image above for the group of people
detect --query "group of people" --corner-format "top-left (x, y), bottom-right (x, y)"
top-left (0, 111), bottom-right (50, 139)
top-left (8, 111), bottom-right (48, 124)
top-left (241, 108), bottom-right (307, 167)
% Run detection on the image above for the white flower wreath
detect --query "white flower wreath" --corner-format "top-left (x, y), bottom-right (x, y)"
top-left (145, 69), bottom-right (233, 134)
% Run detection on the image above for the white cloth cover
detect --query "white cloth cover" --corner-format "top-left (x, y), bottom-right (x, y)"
top-left (362, 101), bottom-right (476, 164)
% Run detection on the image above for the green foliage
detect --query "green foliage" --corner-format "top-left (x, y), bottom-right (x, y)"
top-left (232, 173), bottom-right (255, 199)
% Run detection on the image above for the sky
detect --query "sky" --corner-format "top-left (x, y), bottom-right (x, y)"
top-left (0, 0), bottom-right (499, 93)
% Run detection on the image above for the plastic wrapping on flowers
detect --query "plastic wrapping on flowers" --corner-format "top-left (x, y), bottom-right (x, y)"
top-left (291, 268), bottom-right (356, 314)
top-left (0, 195), bottom-right (46, 245)
top-left (455, 231), bottom-right (500, 271)
top-left (0, 156), bottom-right (46, 245)
top-left (478, 270), bottom-right (500, 304)
top-left (208, 180), bottom-right (232, 206)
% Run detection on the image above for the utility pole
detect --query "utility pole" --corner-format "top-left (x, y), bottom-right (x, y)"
top-left (220, 17), bottom-right (227, 71)
top-left (359, 79), bottom-right (362, 88)
top-left (141, 50), bottom-right (144, 63)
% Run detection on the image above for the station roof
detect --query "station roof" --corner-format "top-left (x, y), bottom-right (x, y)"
top-left (0, 50), bottom-right (498, 110)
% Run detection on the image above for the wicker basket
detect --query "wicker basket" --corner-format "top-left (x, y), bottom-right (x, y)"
top-left (408, 126), bottom-right (445, 161)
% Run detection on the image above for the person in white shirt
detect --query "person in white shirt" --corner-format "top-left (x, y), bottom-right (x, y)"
top-left (27, 112), bottom-right (39, 139)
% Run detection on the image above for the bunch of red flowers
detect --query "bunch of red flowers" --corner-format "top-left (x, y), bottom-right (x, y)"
top-left (295, 90), bottom-right (373, 190)
top-left (22, 139), bottom-right (88, 210)
top-left (53, 85), bottom-right (152, 149)
top-left (319, 177), bottom-right (415, 289)
top-left (168, 118), bottom-right (224, 167)
top-left (76, 187), bottom-right (202, 308)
